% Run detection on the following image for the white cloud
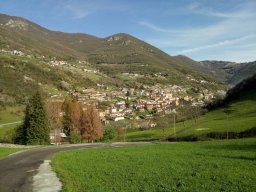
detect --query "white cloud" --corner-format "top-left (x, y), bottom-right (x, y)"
top-left (139, 2), bottom-right (256, 62)
top-left (62, 0), bottom-right (128, 19)
top-left (138, 21), bottom-right (180, 33)
top-left (179, 35), bottom-right (256, 54)
top-left (64, 4), bottom-right (91, 19)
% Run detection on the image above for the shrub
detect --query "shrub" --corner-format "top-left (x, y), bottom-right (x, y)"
top-left (102, 128), bottom-right (116, 142)
top-left (69, 131), bottom-right (81, 144)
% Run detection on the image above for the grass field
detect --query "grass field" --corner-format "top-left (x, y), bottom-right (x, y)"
top-left (52, 138), bottom-right (256, 192)
top-left (0, 147), bottom-right (25, 159)
top-left (0, 124), bottom-right (18, 143)
top-left (126, 94), bottom-right (256, 141)
top-left (0, 105), bottom-right (24, 125)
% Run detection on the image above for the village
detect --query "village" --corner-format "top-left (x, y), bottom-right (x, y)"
top-left (0, 48), bottom-right (226, 129)
top-left (67, 83), bottom-right (223, 129)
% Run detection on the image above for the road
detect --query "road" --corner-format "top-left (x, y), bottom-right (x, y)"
top-left (0, 142), bottom-right (153, 192)
top-left (0, 121), bottom-right (22, 128)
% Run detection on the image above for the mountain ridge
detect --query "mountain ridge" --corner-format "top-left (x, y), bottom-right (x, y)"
top-left (0, 13), bottom-right (239, 104)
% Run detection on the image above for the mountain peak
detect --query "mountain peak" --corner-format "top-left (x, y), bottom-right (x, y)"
top-left (105, 33), bottom-right (134, 46)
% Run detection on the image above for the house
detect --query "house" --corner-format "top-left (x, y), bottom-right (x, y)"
top-left (113, 116), bottom-right (125, 121)
top-left (50, 131), bottom-right (67, 144)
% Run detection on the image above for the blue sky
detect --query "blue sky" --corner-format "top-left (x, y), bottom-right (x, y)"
top-left (0, 0), bottom-right (256, 62)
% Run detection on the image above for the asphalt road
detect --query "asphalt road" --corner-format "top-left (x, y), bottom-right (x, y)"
top-left (0, 142), bottom-right (153, 192)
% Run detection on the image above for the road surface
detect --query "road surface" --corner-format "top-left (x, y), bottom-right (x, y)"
top-left (0, 121), bottom-right (22, 128)
top-left (0, 142), bottom-right (153, 192)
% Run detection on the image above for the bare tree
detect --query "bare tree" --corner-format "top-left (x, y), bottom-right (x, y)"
top-left (46, 101), bottom-right (62, 144)
top-left (69, 99), bottom-right (82, 132)
top-left (80, 104), bottom-right (103, 142)
top-left (117, 127), bottom-right (126, 142)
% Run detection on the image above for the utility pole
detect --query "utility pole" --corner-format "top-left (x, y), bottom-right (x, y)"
top-left (173, 109), bottom-right (176, 137)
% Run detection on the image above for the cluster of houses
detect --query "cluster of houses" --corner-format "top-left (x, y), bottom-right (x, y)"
top-left (1, 49), bottom-right (25, 56)
top-left (67, 83), bottom-right (220, 128)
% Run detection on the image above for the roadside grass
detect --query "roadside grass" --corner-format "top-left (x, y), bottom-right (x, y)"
top-left (126, 97), bottom-right (256, 141)
top-left (52, 138), bottom-right (256, 192)
top-left (0, 147), bottom-right (25, 159)
top-left (0, 124), bottom-right (18, 143)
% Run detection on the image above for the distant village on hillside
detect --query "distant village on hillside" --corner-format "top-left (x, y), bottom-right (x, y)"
top-left (1, 48), bottom-right (226, 129)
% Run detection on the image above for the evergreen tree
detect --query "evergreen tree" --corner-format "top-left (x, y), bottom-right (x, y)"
top-left (18, 91), bottom-right (50, 145)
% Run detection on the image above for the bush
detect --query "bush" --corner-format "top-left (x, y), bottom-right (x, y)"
top-left (69, 131), bottom-right (81, 144)
top-left (102, 128), bottom-right (116, 142)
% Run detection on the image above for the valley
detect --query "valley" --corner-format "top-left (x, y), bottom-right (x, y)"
top-left (0, 7), bottom-right (255, 192)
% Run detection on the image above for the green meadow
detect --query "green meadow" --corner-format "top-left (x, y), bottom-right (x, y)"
top-left (52, 138), bottom-right (256, 192)
top-left (126, 93), bottom-right (256, 141)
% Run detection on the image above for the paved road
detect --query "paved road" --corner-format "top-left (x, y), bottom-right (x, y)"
top-left (0, 142), bottom-right (153, 192)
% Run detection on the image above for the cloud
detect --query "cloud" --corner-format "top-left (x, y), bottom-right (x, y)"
top-left (64, 4), bottom-right (91, 19)
top-left (179, 35), bottom-right (256, 54)
top-left (138, 1), bottom-right (256, 61)
top-left (138, 21), bottom-right (179, 33)
top-left (62, 0), bottom-right (129, 19)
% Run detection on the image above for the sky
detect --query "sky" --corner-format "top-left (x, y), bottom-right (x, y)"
top-left (0, 0), bottom-right (256, 62)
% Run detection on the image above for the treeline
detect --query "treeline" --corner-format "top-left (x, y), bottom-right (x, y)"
top-left (62, 98), bottom-right (103, 143)
top-left (206, 74), bottom-right (256, 110)
top-left (15, 90), bottom-right (103, 145)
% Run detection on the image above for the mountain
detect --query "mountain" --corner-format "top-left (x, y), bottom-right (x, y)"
top-left (201, 60), bottom-right (256, 85)
top-left (224, 74), bottom-right (256, 102)
top-left (0, 13), bottom-right (226, 104)
top-left (0, 13), bottom-right (223, 77)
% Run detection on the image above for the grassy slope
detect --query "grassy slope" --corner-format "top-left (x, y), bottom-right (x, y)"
top-left (52, 138), bottom-right (256, 192)
top-left (126, 91), bottom-right (256, 141)
top-left (0, 105), bottom-right (24, 124)
top-left (0, 14), bottom-right (226, 91)
top-left (0, 105), bottom-right (24, 143)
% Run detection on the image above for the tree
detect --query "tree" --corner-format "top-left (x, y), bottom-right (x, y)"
top-left (62, 97), bottom-right (72, 135)
top-left (17, 91), bottom-right (50, 145)
top-left (69, 99), bottom-right (82, 132)
top-left (154, 116), bottom-right (171, 138)
top-left (102, 128), bottom-right (116, 142)
top-left (116, 126), bottom-right (126, 142)
top-left (223, 105), bottom-right (234, 139)
top-left (80, 104), bottom-right (103, 142)
top-left (62, 98), bottom-right (81, 136)
top-left (46, 101), bottom-right (62, 144)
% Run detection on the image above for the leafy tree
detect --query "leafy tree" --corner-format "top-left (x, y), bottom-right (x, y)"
top-left (17, 91), bottom-right (49, 145)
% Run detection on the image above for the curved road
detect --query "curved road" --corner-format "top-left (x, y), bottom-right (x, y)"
top-left (0, 142), bottom-right (153, 192)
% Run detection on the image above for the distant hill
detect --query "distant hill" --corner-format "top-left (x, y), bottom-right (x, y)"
top-left (201, 60), bottom-right (256, 85)
top-left (206, 74), bottom-right (256, 110)
top-left (224, 74), bottom-right (256, 102)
